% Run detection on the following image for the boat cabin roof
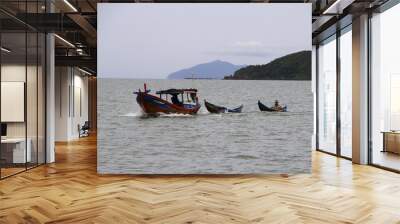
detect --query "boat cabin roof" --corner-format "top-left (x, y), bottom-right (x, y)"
top-left (156, 88), bottom-right (198, 95)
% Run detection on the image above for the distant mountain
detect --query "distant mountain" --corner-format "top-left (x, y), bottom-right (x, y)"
top-left (224, 51), bottom-right (311, 80)
top-left (167, 60), bottom-right (246, 79)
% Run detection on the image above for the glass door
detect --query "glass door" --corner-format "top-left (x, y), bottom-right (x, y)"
top-left (0, 1), bottom-right (47, 179)
top-left (1, 31), bottom-right (28, 178)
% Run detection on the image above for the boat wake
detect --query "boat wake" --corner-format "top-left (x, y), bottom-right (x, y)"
top-left (120, 112), bottom-right (143, 117)
top-left (121, 111), bottom-right (195, 118)
top-left (159, 113), bottom-right (195, 118)
top-left (121, 110), bottom-right (301, 119)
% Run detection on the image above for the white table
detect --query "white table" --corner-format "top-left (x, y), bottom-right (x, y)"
top-left (1, 138), bottom-right (31, 163)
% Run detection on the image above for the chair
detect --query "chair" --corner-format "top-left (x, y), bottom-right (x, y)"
top-left (79, 121), bottom-right (90, 138)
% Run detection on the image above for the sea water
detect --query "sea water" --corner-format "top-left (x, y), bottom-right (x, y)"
top-left (98, 79), bottom-right (313, 174)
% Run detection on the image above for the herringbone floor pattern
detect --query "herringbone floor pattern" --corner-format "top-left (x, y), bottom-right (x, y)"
top-left (1, 135), bottom-right (400, 223)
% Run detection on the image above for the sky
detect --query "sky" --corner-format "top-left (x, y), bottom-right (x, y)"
top-left (98, 3), bottom-right (311, 79)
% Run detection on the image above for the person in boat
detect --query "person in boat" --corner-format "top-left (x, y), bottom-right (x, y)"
top-left (274, 100), bottom-right (283, 110)
top-left (171, 93), bottom-right (182, 106)
top-left (190, 92), bottom-right (197, 103)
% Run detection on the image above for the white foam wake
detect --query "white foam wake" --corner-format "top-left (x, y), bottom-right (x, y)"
top-left (120, 111), bottom-right (195, 118)
top-left (120, 112), bottom-right (143, 117)
top-left (159, 113), bottom-right (194, 118)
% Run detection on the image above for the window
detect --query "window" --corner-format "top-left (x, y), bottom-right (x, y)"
top-left (339, 27), bottom-right (352, 158)
top-left (317, 35), bottom-right (337, 154)
top-left (370, 3), bottom-right (400, 171)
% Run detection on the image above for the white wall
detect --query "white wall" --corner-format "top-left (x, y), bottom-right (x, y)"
top-left (1, 65), bottom-right (40, 138)
top-left (1, 65), bottom-right (26, 136)
top-left (71, 73), bottom-right (89, 138)
top-left (1, 63), bottom-right (46, 164)
top-left (55, 66), bottom-right (70, 141)
top-left (1, 82), bottom-right (25, 122)
top-left (55, 67), bottom-right (89, 141)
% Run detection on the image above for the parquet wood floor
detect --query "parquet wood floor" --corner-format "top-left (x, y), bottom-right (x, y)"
top-left (1, 135), bottom-right (400, 223)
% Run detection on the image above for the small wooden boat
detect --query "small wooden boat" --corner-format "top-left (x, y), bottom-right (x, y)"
top-left (258, 100), bottom-right (287, 112)
top-left (227, 105), bottom-right (243, 113)
top-left (204, 100), bottom-right (243, 114)
top-left (134, 84), bottom-right (201, 115)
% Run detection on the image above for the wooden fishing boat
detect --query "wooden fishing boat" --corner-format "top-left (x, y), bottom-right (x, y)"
top-left (227, 105), bottom-right (243, 113)
top-left (134, 84), bottom-right (201, 115)
top-left (204, 100), bottom-right (243, 113)
top-left (258, 100), bottom-right (287, 112)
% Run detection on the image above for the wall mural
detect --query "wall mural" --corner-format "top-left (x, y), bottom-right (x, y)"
top-left (97, 3), bottom-right (313, 174)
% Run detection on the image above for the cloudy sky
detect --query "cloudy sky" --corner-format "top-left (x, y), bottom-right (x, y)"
top-left (98, 3), bottom-right (311, 79)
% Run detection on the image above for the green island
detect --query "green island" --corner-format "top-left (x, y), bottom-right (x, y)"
top-left (224, 51), bottom-right (311, 80)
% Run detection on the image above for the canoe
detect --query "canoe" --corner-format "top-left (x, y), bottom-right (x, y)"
top-left (204, 100), bottom-right (226, 113)
top-left (134, 84), bottom-right (201, 115)
top-left (227, 105), bottom-right (243, 113)
top-left (204, 100), bottom-right (243, 113)
top-left (258, 100), bottom-right (287, 112)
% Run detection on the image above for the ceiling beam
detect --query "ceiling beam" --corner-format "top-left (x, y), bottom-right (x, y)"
top-left (67, 13), bottom-right (97, 46)
top-left (322, 0), bottom-right (356, 14)
top-left (55, 55), bottom-right (96, 70)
